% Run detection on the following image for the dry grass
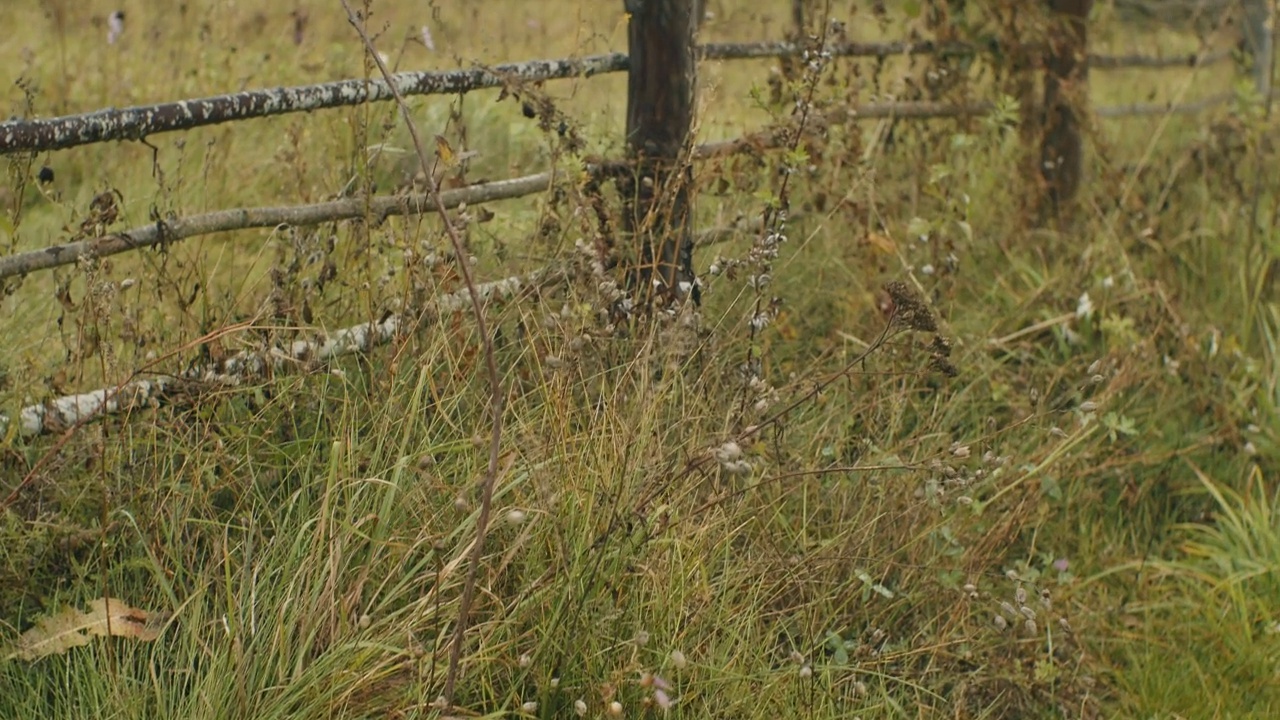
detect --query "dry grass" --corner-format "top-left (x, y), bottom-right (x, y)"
top-left (1, 1), bottom-right (1278, 718)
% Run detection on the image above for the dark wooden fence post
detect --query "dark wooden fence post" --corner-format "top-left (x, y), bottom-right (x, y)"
top-left (1040, 0), bottom-right (1092, 223)
top-left (1242, 0), bottom-right (1273, 98)
top-left (623, 0), bottom-right (698, 304)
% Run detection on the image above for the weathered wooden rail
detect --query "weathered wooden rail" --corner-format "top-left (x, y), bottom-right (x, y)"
top-left (0, 2), bottom-right (1255, 438)
top-left (0, 42), bottom-right (1232, 156)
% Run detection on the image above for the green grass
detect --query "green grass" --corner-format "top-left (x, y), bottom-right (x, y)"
top-left (2, 1), bottom-right (1280, 718)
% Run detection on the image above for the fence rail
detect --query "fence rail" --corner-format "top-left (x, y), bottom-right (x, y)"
top-left (0, 41), bottom-right (1233, 155)
top-left (0, 19), bottom-right (1253, 438)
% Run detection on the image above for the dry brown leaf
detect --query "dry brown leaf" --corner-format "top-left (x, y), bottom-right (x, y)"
top-left (7, 598), bottom-right (167, 661)
top-left (865, 232), bottom-right (898, 255)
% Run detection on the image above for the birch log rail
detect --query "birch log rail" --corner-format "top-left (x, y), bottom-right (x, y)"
top-left (0, 44), bottom-right (1229, 155)
top-left (0, 266), bottom-right (562, 439)
top-left (0, 92), bottom-right (1236, 282)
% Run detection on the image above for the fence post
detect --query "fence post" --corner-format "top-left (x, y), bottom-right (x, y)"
top-left (623, 0), bottom-right (698, 304)
top-left (1040, 0), bottom-right (1092, 223)
top-left (1242, 0), bottom-right (1273, 98)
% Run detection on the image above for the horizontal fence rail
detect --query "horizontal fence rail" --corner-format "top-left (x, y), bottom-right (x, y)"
top-left (0, 55), bottom-right (628, 155)
top-left (0, 210), bottom-right (782, 440)
top-left (0, 26), bottom-right (1248, 439)
top-left (0, 174), bottom-right (554, 280)
top-left (0, 266), bottom-right (561, 442)
top-left (2, 91), bottom-right (1233, 281)
top-left (0, 42), bottom-right (1233, 155)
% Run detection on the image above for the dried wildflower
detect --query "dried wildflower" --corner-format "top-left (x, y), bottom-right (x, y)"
top-left (635, 630), bottom-right (650, 646)
top-left (1015, 585), bottom-right (1027, 605)
top-left (1079, 400), bottom-right (1099, 413)
top-left (994, 614), bottom-right (1008, 631)
top-left (609, 700), bottom-right (624, 716)
top-left (507, 509), bottom-right (527, 524)
top-left (1076, 292), bottom-right (1094, 320)
top-left (789, 650), bottom-right (805, 665)
top-left (521, 701), bottom-right (538, 713)
top-left (670, 650), bottom-right (688, 669)
top-left (714, 441), bottom-right (743, 465)
top-left (654, 688), bottom-right (673, 710)
top-left (1000, 601), bottom-right (1018, 618)
top-left (519, 653), bottom-right (532, 668)
top-left (574, 699), bottom-right (588, 716)
top-left (1024, 619), bottom-right (1038, 635)
top-left (952, 445), bottom-right (971, 459)
top-left (799, 665), bottom-right (813, 678)
top-left (884, 280), bottom-right (938, 332)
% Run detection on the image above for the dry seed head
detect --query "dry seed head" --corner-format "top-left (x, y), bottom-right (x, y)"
top-left (574, 699), bottom-right (588, 716)
top-left (522, 701), bottom-right (538, 714)
top-left (609, 700), bottom-right (624, 716)
top-left (1024, 619), bottom-right (1038, 635)
top-left (1015, 585), bottom-right (1027, 605)
top-left (670, 650), bottom-right (688, 669)
top-left (884, 280), bottom-right (938, 332)
top-left (654, 689), bottom-right (673, 710)
top-left (994, 614), bottom-right (1008, 631)
top-left (799, 665), bottom-right (813, 678)
top-left (714, 441), bottom-right (743, 464)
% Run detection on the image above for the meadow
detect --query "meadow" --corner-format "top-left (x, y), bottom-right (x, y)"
top-left (0, 1), bottom-right (1277, 717)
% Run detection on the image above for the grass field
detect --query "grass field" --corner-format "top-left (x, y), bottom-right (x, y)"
top-left (2, 1), bottom-right (1279, 718)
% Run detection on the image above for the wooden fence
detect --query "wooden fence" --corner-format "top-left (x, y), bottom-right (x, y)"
top-left (0, 1), bottom-right (1261, 439)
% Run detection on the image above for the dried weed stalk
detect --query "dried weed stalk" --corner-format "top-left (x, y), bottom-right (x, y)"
top-left (340, 1), bottom-right (504, 709)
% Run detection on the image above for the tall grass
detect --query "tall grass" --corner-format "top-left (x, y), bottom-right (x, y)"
top-left (2, 1), bottom-right (1279, 718)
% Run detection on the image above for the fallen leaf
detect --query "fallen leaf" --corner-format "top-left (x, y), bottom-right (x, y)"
top-left (866, 232), bottom-right (898, 255)
top-left (8, 597), bottom-right (167, 661)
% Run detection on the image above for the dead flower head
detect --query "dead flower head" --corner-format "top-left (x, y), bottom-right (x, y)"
top-left (883, 280), bottom-right (937, 333)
